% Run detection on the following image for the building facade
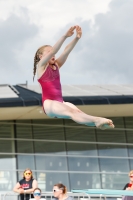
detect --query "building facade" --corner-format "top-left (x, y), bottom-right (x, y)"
top-left (0, 84), bottom-right (133, 192)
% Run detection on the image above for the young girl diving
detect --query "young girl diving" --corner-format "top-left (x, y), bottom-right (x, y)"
top-left (33, 25), bottom-right (114, 129)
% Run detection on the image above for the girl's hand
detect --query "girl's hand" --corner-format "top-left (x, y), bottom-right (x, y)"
top-left (18, 188), bottom-right (24, 194)
top-left (65, 26), bottom-right (76, 37)
top-left (76, 25), bottom-right (82, 39)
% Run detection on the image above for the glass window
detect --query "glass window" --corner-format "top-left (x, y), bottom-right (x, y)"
top-left (0, 155), bottom-right (16, 170)
top-left (101, 173), bottom-right (128, 190)
top-left (0, 121), bottom-right (17, 192)
top-left (17, 141), bottom-right (34, 153)
top-left (66, 143), bottom-right (97, 156)
top-left (69, 173), bottom-right (101, 189)
top-left (0, 139), bottom-right (15, 153)
top-left (98, 144), bottom-right (128, 157)
top-left (37, 171), bottom-right (46, 191)
top-left (32, 119), bottom-right (64, 140)
top-left (16, 120), bottom-right (33, 139)
top-left (129, 159), bottom-right (133, 170)
top-left (16, 120), bottom-right (34, 153)
top-left (35, 155), bottom-right (68, 171)
top-left (34, 141), bottom-right (66, 155)
top-left (33, 119), bottom-right (66, 154)
top-left (68, 157), bottom-right (99, 172)
top-left (0, 121), bottom-right (15, 153)
top-left (125, 117), bottom-right (133, 133)
top-left (64, 119), bottom-right (96, 142)
top-left (37, 172), bottom-right (69, 191)
top-left (0, 170), bottom-right (16, 191)
top-left (125, 117), bottom-right (133, 158)
top-left (128, 147), bottom-right (133, 158)
top-left (96, 117), bottom-right (126, 143)
top-left (0, 121), bottom-right (13, 138)
top-left (17, 155), bottom-right (35, 170)
top-left (65, 120), bottom-right (97, 155)
top-left (99, 158), bottom-right (130, 172)
top-left (1, 117), bottom-right (133, 193)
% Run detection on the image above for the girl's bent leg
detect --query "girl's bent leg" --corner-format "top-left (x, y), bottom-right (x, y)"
top-left (44, 100), bottom-right (73, 119)
top-left (64, 102), bottom-right (114, 129)
top-left (43, 100), bottom-right (114, 129)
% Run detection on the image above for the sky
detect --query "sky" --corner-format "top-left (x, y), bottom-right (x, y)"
top-left (0, 0), bottom-right (133, 86)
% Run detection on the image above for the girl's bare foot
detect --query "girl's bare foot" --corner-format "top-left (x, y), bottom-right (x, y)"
top-left (95, 117), bottom-right (115, 130)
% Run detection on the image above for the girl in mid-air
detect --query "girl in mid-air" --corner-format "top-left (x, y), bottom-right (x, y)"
top-left (33, 25), bottom-right (114, 129)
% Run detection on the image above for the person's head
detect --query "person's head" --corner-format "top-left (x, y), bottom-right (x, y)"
top-left (23, 168), bottom-right (33, 180)
top-left (53, 183), bottom-right (67, 198)
top-left (33, 188), bottom-right (42, 200)
top-left (33, 45), bottom-right (55, 81)
top-left (129, 170), bottom-right (133, 182)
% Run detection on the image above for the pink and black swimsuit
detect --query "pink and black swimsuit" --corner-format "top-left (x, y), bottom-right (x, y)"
top-left (38, 64), bottom-right (63, 112)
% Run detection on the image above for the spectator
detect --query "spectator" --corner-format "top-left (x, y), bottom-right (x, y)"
top-left (123, 170), bottom-right (133, 200)
top-left (52, 183), bottom-right (73, 200)
top-left (13, 168), bottom-right (38, 200)
top-left (33, 188), bottom-right (46, 200)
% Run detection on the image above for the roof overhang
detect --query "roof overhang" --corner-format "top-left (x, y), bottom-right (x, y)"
top-left (0, 84), bottom-right (133, 120)
top-left (0, 104), bottom-right (133, 120)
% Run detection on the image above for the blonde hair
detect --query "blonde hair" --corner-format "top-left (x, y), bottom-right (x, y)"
top-left (33, 45), bottom-right (50, 81)
top-left (129, 170), bottom-right (133, 176)
top-left (54, 183), bottom-right (67, 194)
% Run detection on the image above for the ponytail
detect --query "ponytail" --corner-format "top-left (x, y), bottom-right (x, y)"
top-left (33, 45), bottom-right (50, 81)
top-left (54, 183), bottom-right (67, 194)
top-left (33, 51), bottom-right (39, 81)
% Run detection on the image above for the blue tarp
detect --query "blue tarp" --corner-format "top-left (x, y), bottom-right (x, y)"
top-left (72, 189), bottom-right (133, 196)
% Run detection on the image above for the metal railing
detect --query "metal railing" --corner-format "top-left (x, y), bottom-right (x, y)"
top-left (0, 191), bottom-right (124, 200)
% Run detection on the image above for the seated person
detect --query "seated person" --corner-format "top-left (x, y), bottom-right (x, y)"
top-left (52, 183), bottom-right (73, 200)
top-left (32, 188), bottom-right (45, 200)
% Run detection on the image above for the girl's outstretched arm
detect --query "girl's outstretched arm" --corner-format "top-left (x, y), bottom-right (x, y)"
top-left (38, 26), bottom-right (76, 67)
top-left (56, 26), bottom-right (82, 68)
